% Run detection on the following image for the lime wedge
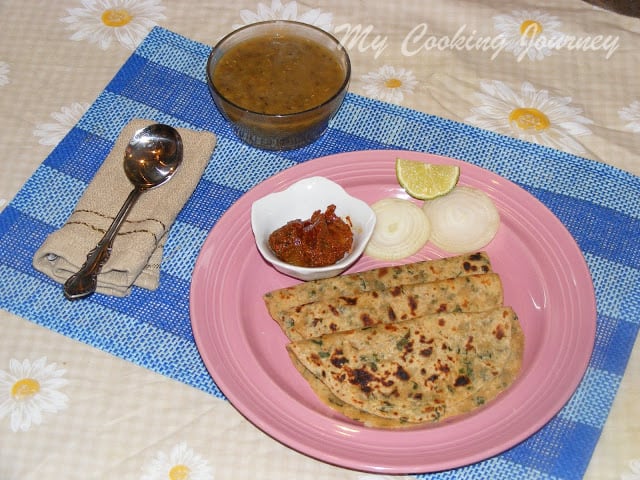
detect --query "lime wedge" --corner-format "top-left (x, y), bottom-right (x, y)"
top-left (395, 158), bottom-right (460, 200)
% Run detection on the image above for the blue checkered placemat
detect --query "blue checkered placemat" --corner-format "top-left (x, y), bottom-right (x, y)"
top-left (1, 26), bottom-right (639, 479)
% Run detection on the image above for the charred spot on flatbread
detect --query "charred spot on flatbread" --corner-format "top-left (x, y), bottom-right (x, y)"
top-left (287, 307), bottom-right (524, 428)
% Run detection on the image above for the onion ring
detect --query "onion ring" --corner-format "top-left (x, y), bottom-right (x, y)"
top-left (423, 186), bottom-right (500, 254)
top-left (365, 198), bottom-right (431, 260)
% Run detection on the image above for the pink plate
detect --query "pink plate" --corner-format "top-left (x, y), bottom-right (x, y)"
top-left (190, 150), bottom-right (596, 474)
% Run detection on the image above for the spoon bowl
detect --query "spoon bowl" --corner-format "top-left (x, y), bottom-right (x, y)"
top-left (63, 123), bottom-right (183, 300)
top-left (124, 124), bottom-right (183, 188)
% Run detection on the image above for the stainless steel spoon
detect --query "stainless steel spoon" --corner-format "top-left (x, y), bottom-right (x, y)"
top-left (64, 124), bottom-right (183, 300)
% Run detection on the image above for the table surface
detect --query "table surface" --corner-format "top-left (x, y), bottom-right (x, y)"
top-left (1, 1), bottom-right (639, 479)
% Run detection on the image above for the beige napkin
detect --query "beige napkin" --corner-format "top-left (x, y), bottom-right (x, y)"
top-left (33, 119), bottom-right (217, 297)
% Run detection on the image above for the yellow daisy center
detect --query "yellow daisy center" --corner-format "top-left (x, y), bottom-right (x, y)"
top-left (520, 20), bottom-right (543, 38)
top-left (11, 378), bottom-right (41, 400)
top-left (509, 107), bottom-right (550, 132)
top-left (384, 78), bottom-right (403, 89)
top-left (101, 8), bottom-right (133, 27)
top-left (169, 464), bottom-right (191, 480)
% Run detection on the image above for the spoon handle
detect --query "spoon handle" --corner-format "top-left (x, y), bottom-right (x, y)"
top-left (64, 188), bottom-right (143, 300)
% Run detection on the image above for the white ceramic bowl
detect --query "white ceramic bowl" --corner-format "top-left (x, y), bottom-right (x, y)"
top-left (251, 176), bottom-right (376, 281)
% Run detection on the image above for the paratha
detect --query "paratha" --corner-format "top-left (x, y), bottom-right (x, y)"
top-left (277, 272), bottom-right (503, 340)
top-left (287, 307), bottom-right (524, 428)
top-left (264, 252), bottom-right (492, 320)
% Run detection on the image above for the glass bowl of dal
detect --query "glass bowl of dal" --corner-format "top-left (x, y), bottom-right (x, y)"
top-left (206, 20), bottom-right (351, 150)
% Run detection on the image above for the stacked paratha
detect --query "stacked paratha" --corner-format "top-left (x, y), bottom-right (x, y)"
top-left (265, 251), bottom-right (495, 340)
top-left (263, 252), bottom-right (524, 428)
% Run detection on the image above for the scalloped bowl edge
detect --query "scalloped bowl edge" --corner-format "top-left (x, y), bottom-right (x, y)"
top-left (250, 176), bottom-right (376, 281)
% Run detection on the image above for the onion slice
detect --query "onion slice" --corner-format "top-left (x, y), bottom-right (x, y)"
top-left (365, 198), bottom-right (431, 260)
top-left (422, 186), bottom-right (500, 254)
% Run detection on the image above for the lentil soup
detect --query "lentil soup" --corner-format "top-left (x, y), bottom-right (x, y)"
top-left (212, 33), bottom-right (346, 115)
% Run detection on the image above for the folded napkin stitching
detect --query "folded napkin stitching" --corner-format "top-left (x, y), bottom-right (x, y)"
top-left (68, 209), bottom-right (167, 238)
top-left (32, 118), bottom-right (217, 297)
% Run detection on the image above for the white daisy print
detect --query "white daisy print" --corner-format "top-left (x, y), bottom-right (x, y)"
top-left (619, 100), bottom-right (640, 133)
top-left (0, 61), bottom-right (9, 87)
top-left (34, 102), bottom-right (90, 146)
top-left (141, 442), bottom-right (214, 480)
top-left (361, 65), bottom-right (418, 104)
top-left (466, 80), bottom-right (593, 154)
top-left (622, 459), bottom-right (640, 480)
top-left (493, 10), bottom-right (564, 61)
top-left (61, 0), bottom-right (167, 51)
top-left (236, 0), bottom-right (333, 31)
top-left (0, 357), bottom-right (69, 432)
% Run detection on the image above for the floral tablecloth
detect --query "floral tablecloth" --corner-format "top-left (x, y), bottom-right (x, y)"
top-left (1, 1), bottom-right (639, 479)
